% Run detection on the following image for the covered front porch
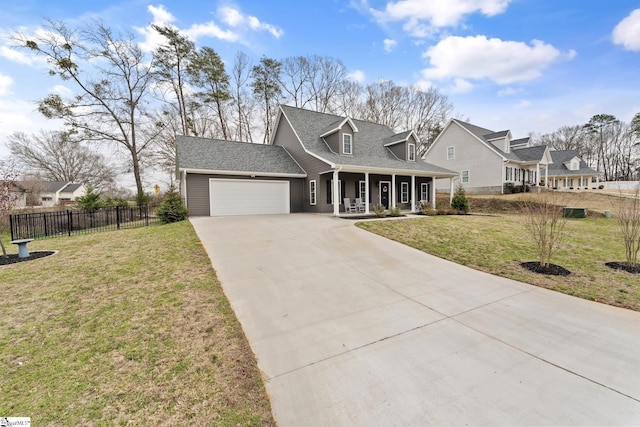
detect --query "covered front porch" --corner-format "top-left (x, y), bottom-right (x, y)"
top-left (323, 167), bottom-right (457, 216)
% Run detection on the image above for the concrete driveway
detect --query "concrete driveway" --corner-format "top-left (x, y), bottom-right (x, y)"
top-left (190, 214), bottom-right (640, 426)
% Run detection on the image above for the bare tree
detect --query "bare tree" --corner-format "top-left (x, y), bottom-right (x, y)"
top-left (230, 51), bottom-right (254, 142)
top-left (7, 130), bottom-right (116, 189)
top-left (0, 159), bottom-right (21, 256)
top-left (520, 192), bottom-right (569, 268)
top-left (13, 19), bottom-right (160, 198)
top-left (584, 114), bottom-right (620, 181)
top-left (612, 186), bottom-right (640, 267)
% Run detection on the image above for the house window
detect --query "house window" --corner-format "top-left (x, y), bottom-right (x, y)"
top-left (310, 180), bottom-right (316, 205)
top-left (506, 166), bottom-right (512, 181)
top-left (400, 182), bottom-right (409, 203)
top-left (420, 183), bottom-right (429, 201)
top-left (447, 146), bottom-right (455, 160)
top-left (343, 134), bottom-right (352, 155)
top-left (408, 143), bottom-right (416, 161)
top-left (461, 170), bottom-right (469, 183)
top-left (358, 180), bottom-right (366, 201)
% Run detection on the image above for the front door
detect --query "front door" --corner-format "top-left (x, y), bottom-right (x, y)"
top-left (380, 181), bottom-right (390, 209)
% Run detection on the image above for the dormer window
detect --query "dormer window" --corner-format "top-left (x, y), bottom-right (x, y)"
top-left (343, 134), bottom-right (352, 155)
top-left (408, 143), bottom-right (415, 162)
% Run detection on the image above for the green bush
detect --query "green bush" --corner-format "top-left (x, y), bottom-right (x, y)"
top-left (76, 186), bottom-right (105, 212)
top-left (104, 196), bottom-right (129, 208)
top-left (373, 204), bottom-right (386, 218)
top-left (389, 205), bottom-right (402, 217)
top-left (135, 191), bottom-right (151, 207)
top-left (451, 184), bottom-right (470, 214)
top-left (503, 182), bottom-right (515, 194)
top-left (157, 185), bottom-right (188, 224)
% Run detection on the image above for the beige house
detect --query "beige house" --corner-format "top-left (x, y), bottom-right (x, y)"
top-left (39, 182), bottom-right (87, 207)
top-left (424, 119), bottom-right (597, 193)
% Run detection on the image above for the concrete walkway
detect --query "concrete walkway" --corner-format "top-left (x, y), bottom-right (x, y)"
top-left (191, 214), bottom-right (640, 426)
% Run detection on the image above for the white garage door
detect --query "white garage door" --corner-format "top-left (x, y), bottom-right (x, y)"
top-left (209, 178), bottom-right (290, 216)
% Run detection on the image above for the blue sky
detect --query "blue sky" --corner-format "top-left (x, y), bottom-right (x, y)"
top-left (1, 0), bottom-right (639, 163)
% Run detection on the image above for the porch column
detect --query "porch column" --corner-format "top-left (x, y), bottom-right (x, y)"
top-left (391, 174), bottom-right (396, 208)
top-left (545, 165), bottom-right (548, 188)
top-left (410, 175), bottom-right (416, 213)
top-left (536, 164), bottom-right (540, 186)
top-left (333, 170), bottom-right (340, 216)
top-left (432, 177), bottom-right (437, 209)
top-left (364, 172), bottom-right (370, 214)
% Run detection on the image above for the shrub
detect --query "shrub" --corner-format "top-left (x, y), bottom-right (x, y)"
top-left (503, 182), bottom-right (515, 194)
top-left (373, 204), bottom-right (386, 217)
top-left (104, 196), bottom-right (129, 208)
top-left (157, 185), bottom-right (188, 224)
top-left (135, 191), bottom-right (151, 207)
top-left (76, 186), bottom-right (105, 212)
top-left (451, 184), bottom-right (470, 214)
top-left (519, 192), bottom-right (568, 267)
top-left (389, 205), bottom-right (402, 217)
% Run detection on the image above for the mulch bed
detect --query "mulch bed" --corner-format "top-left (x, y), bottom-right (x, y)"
top-left (341, 215), bottom-right (407, 220)
top-left (0, 251), bottom-right (56, 266)
top-left (520, 261), bottom-right (571, 276)
top-left (604, 262), bottom-right (640, 274)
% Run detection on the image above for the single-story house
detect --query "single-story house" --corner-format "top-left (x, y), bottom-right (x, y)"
top-left (424, 118), bottom-right (598, 193)
top-left (7, 182), bottom-right (27, 208)
top-left (39, 181), bottom-right (87, 207)
top-left (177, 105), bottom-right (459, 216)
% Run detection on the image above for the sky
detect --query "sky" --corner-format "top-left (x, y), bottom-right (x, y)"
top-left (0, 0), bottom-right (639, 187)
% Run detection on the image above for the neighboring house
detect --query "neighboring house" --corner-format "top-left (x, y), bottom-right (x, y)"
top-left (8, 182), bottom-right (27, 208)
top-left (546, 150), bottom-right (600, 189)
top-left (39, 181), bottom-right (87, 207)
top-left (424, 119), bottom-right (597, 193)
top-left (177, 105), bottom-right (458, 216)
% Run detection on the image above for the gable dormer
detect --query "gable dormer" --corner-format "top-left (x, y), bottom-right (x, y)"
top-left (319, 117), bottom-right (359, 155)
top-left (564, 156), bottom-right (581, 171)
top-left (384, 130), bottom-right (418, 162)
top-left (485, 130), bottom-right (512, 153)
top-left (510, 137), bottom-right (531, 149)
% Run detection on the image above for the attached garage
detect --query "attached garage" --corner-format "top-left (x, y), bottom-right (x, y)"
top-left (209, 179), bottom-right (290, 216)
top-left (176, 136), bottom-right (307, 216)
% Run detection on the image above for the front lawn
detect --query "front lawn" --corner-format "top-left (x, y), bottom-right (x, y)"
top-left (357, 215), bottom-right (640, 311)
top-left (0, 222), bottom-right (274, 426)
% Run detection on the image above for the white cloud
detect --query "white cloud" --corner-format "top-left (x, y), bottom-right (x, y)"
top-left (148, 4), bottom-right (175, 25)
top-left (613, 8), bottom-right (640, 51)
top-left (347, 70), bottom-right (366, 83)
top-left (422, 35), bottom-right (562, 84)
top-left (383, 38), bottom-right (397, 52)
top-left (135, 5), bottom-right (178, 52)
top-left (449, 78), bottom-right (473, 93)
top-left (497, 87), bottom-right (523, 97)
top-left (0, 74), bottom-right (13, 96)
top-left (515, 100), bottom-right (531, 109)
top-left (0, 45), bottom-right (39, 66)
top-left (217, 6), bottom-right (283, 39)
top-left (185, 23), bottom-right (239, 42)
top-left (51, 84), bottom-right (74, 97)
top-left (370, 0), bottom-right (511, 36)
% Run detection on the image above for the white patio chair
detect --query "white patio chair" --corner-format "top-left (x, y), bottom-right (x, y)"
top-left (344, 198), bottom-right (357, 213)
top-left (355, 198), bottom-right (366, 213)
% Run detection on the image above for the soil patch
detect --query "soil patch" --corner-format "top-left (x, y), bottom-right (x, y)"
top-left (520, 261), bottom-right (571, 276)
top-left (605, 262), bottom-right (640, 274)
top-left (0, 251), bottom-right (56, 266)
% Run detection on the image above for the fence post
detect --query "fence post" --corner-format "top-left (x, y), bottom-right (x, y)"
top-left (67, 210), bottom-right (72, 237)
top-left (9, 214), bottom-right (15, 241)
top-left (116, 205), bottom-right (121, 230)
top-left (145, 204), bottom-right (149, 226)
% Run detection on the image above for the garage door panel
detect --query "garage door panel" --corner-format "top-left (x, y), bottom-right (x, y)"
top-left (210, 179), bottom-right (290, 216)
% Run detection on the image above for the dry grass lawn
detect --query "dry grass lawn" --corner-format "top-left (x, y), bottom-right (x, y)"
top-left (0, 222), bottom-right (274, 426)
top-left (359, 192), bottom-right (640, 312)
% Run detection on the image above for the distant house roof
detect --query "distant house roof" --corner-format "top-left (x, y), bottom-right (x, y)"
top-left (176, 136), bottom-right (306, 177)
top-left (512, 145), bottom-right (548, 162)
top-left (40, 181), bottom-right (70, 193)
top-left (61, 183), bottom-right (84, 193)
top-left (547, 150), bottom-right (598, 177)
top-left (277, 105), bottom-right (457, 176)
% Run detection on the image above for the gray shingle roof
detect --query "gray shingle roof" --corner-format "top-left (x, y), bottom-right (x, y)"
top-left (62, 183), bottom-right (83, 193)
top-left (547, 150), bottom-right (598, 176)
top-left (40, 181), bottom-right (70, 192)
top-left (512, 145), bottom-right (547, 162)
top-left (453, 119), bottom-right (544, 162)
top-left (177, 136), bottom-right (306, 176)
top-left (279, 105), bottom-right (457, 176)
top-left (383, 130), bottom-right (413, 145)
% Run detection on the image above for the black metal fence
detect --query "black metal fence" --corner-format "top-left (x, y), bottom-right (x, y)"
top-left (9, 204), bottom-right (159, 240)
